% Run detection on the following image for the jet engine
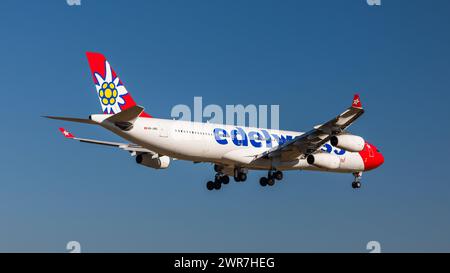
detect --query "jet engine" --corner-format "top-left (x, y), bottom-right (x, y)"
top-left (136, 154), bottom-right (170, 169)
top-left (330, 135), bottom-right (365, 152)
top-left (307, 153), bottom-right (341, 169)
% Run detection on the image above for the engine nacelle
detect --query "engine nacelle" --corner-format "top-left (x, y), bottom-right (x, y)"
top-left (330, 135), bottom-right (365, 152)
top-left (136, 154), bottom-right (170, 169)
top-left (307, 153), bottom-right (340, 169)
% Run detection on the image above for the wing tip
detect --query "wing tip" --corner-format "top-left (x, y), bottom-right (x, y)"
top-left (352, 94), bottom-right (363, 109)
top-left (58, 128), bottom-right (75, 139)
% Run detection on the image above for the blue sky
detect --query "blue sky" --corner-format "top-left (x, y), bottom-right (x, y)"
top-left (0, 0), bottom-right (449, 252)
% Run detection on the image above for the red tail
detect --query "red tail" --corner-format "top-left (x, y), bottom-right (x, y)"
top-left (86, 52), bottom-right (151, 117)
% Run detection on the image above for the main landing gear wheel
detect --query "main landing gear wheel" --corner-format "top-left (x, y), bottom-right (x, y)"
top-left (206, 172), bottom-right (230, 191)
top-left (206, 181), bottom-right (214, 191)
top-left (259, 170), bottom-right (282, 187)
top-left (234, 169), bottom-right (247, 182)
top-left (213, 180), bottom-right (222, 190)
top-left (221, 175), bottom-right (230, 185)
top-left (238, 173), bottom-right (247, 182)
top-left (352, 181), bottom-right (361, 189)
top-left (260, 177), bottom-right (268, 187)
top-left (214, 164), bottom-right (223, 173)
top-left (274, 171), bottom-right (283, 181)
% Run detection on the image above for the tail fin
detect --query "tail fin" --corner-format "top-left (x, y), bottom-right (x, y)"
top-left (86, 52), bottom-right (151, 117)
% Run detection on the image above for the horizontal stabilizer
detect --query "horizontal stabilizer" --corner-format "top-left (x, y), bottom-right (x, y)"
top-left (44, 116), bottom-right (97, 125)
top-left (57, 127), bottom-right (155, 154)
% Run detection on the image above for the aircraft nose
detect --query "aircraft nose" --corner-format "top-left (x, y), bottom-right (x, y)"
top-left (359, 143), bottom-right (385, 171)
top-left (374, 150), bottom-right (384, 168)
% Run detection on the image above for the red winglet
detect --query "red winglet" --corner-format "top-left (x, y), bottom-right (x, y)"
top-left (59, 128), bottom-right (75, 138)
top-left (352, 94), bottom-right (362, 109)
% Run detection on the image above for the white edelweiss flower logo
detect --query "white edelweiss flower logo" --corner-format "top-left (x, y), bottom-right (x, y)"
top-left (94, 61), bottom-right (128, 114)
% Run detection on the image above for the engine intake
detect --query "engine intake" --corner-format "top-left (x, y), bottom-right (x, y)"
top-left (330, 135), bottom-right (365, 152)
top-left (136, 154), bottom-right (170, 169)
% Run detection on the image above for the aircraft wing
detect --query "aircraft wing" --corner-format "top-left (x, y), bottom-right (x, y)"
top-left (255, 94), bottom-right (365, 161)
top-left (58, 128), bottom-right (155, 155)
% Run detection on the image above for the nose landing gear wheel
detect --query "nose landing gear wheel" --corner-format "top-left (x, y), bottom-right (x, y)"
top-left (351, 172), bottom-right (363, 189)
top-left (352, 181), bottom-right (361, 189)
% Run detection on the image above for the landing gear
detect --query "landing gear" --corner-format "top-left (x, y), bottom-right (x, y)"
top-left (214, 164), bottom-right (223, 173)
top-left (221, 175), bottom-right (230, 185)
top-left (352, 172), bottom-right (362, 189)
top-left (259, 177), bottom-right (268, 187)
top-left (234, 168), bottom-right (248, 182)
top-left (207, 166), bottom-right (248, 190)
top-left (274, 171), bottom-right (283, 181)
top-left (206, 172), bottom-right (230, 191)
top-left (213, 180), bottom-right (222, 190)
top-left (207, 166), bottom-right (285, 190)
top-left (260, 170), bottom-right (283, 187)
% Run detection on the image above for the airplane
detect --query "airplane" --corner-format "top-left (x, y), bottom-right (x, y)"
top-left (45, 52), bottom-right (384, 191)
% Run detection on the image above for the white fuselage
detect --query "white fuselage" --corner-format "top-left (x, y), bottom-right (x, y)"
top-left (90, 115), bottom-right (366, 174)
